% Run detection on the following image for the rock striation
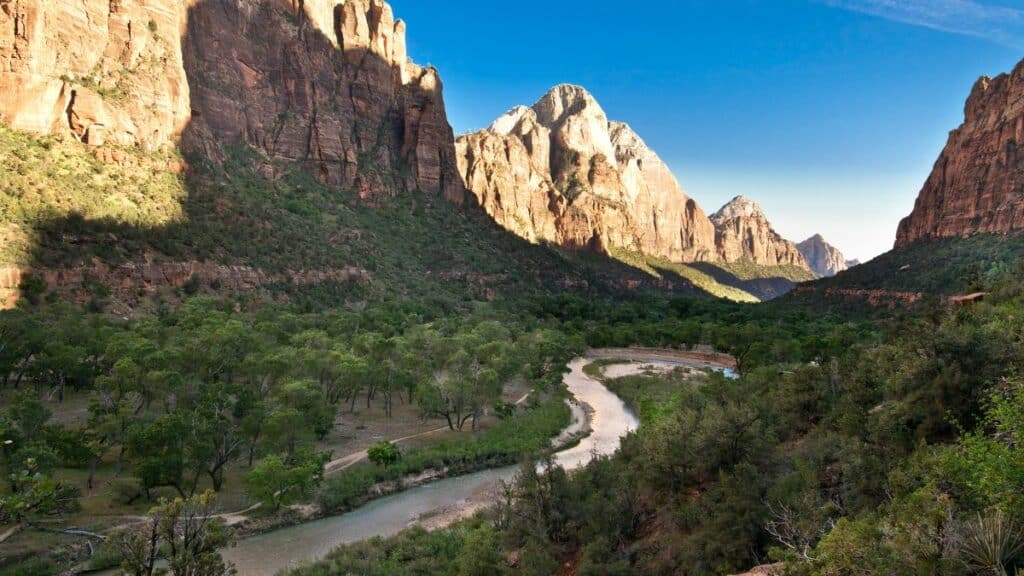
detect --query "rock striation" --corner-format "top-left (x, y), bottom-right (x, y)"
top-left (457, 85), bottom-right (718, 263)
top-left (711, 196), bottom-right (808, 268)
top-left (797, 234), bottom-right (851, 277)
top-left (896, 57), bottom-right (1024, 246)
top-left (0, 0), bottom-right (464, 201)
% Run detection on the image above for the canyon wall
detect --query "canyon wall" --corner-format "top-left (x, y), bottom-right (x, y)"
top-left (897, 57), bottom-right (1024, 246)
top-left (711, 196), bottom-right (808, 268)
top-left (0, 0), bottom-right (464, 201)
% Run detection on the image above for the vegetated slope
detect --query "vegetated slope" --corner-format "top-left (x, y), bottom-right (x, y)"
top-left (0, 126), bottom-right (716, 311)
top-left (790, 233), bottom-right (1024, 310)
top-left (607, 248), bottom-right (815, 302)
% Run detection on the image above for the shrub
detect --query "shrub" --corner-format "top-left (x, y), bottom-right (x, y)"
top-left (366, 441), bottom-right (400, 467)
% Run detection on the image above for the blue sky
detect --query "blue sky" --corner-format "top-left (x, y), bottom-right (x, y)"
top-left (390, 0), bottom-right (1023, 261)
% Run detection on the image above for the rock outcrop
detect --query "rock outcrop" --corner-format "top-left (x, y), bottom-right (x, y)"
top-left (711, 196), bottom-right (808, 268)
top-left (457, 85), bottom-right (717, 263)
top-left (896, 57), bottom-right (1024, 246)
top-left (797, 234), bottom-right (850, 277)
top-left (0, 0), bottom-right (464, 201)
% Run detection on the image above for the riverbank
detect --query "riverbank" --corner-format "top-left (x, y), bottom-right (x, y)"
top-left (80, 349), bottom-right (730, 575)
top-left (215, 353), bottom-right (640, 576)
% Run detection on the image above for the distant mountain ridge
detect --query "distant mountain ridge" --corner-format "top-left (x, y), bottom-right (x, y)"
top-left (797, 234), bottom-right (852, 277)
top-left (457, 86), bottom-right (812, 273)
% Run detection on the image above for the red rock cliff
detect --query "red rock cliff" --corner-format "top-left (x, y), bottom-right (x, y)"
top-left (896, 58), bottom-right (1024, 247)
top-left (0, 0), bottom-right (464, 202)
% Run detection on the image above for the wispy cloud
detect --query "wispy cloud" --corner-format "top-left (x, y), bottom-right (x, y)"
top-left (822, 0), bottom-right (1024, 47)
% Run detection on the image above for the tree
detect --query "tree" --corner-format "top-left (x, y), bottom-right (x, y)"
top-left (244, 450), bottom-right (329, 510)
top-left (127, 416), bottom-right (186, 499)
top-left (457, 524), bottom-right (506, 576)
top-left (367, 441), bottom-right (401, 467)
top-left (0, 416), bottom-right (50, 524)
top-left (118, 490), bottom-right (236, 576)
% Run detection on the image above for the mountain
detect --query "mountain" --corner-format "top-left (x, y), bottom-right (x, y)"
top-left (456, 85), bottom-right (717, 263)
top-left (0, 0), bottom-right (463, 203)
top-left (896, 57), bottom-right (1024, 247)
top-left (457, 87), bottom-right (811, 273)
top-left (797, 234), bottom-right (850, 277)
top-left (711, 196), bottom-right (808, 268)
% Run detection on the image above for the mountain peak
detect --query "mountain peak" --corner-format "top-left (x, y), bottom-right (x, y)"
top-left (488, 105), bottom-right (533, 135)
top-left (797, 234), bottom-right (850, 277)
top-left (531, 84), bottom-right (607, 131)
top-left (711, 196), bottom-right (767, 223)
top-left (896, 55), bottom-right (1024, 246)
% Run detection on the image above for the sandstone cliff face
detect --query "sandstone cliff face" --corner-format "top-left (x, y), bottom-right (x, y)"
top-left (797, 234), bottom-right (849, 277)
top-left (711, 196), bottom-right (808, 268)
top-left (457, 86), bottom-right (814, 270)
top-left (0, 0), bottom-right (191, 148)
top-left (896, 58), bottom-right (1024, 246)
top-left (457, 85), bottom-right (718, 263)
top-left (0, 0), bottom-right (464, 201)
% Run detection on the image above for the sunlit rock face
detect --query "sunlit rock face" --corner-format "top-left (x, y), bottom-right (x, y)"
top-left (897, 57), bottom-right (1024, 247)
top-left (0, 0), bottom-right (464, 202)
top-left (458, 86), bottom-right (815, 270)
top-left (457, 85), bottom-right (718, 262)
top-left (798, 234), bottom-right (850, 277)
top-left (711, 196), bottom-right (808, 268)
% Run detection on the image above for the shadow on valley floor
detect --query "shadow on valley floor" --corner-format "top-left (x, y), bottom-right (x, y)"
top-left (5, 0), bottom-right (725, 313)
top-left (688, 262), bottom-right (809, 301)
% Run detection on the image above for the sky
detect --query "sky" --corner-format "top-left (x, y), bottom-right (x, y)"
top-left (389, 0), bottom-right (1024, 262)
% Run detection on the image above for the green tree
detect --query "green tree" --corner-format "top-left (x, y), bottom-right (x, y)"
top-left (118, 490), bottom-right (236, 576)
top-left (367, 441), bottom-right (401, 467)
top-left (244, 450), bottom-right (329, 510)
top-left (457, 524), bottom-right (506, 576)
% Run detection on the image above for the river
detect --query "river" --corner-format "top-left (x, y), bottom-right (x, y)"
top-left (100, 350), bottom-right (731, 575)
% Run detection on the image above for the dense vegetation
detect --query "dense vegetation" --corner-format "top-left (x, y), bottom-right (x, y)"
top-left (287, 267), bottom-right (1024, 576)
top-left (0, 296), bottom-right (582, 571)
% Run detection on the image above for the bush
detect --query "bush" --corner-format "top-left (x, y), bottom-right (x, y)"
top-left (366, 441), bottom-right (400, 467)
